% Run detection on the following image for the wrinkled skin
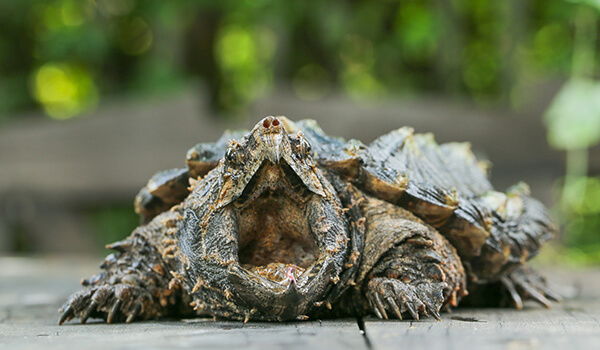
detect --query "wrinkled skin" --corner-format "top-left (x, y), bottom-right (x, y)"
top-left (59, 116), bottom-right (559, 325)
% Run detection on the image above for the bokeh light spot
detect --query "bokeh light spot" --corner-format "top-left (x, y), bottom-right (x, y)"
top-left (60, 0), bottom-right (96, 27)
top-left (214, 24), bottom-right (275, 111)
top-left (32, 63), bottom-right (98, 120)
top-left (216, 26), bottom-right (258, 71)
top-left (342, 68), bottom-right (386, 102)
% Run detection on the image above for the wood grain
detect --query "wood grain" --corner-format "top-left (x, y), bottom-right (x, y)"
top-left (0, 257), bottom-right (598, 350)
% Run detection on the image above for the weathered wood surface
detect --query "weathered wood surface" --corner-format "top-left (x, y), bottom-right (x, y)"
top-left (1, 257), bottom-right (599, 350)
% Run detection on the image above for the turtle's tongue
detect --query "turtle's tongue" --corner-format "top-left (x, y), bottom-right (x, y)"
top-left (245, 263), bottom-right (305, 284)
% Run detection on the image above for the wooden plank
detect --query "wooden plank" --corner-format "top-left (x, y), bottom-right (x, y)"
top-left (0, 257), bottom-right (367, 350)
top-left (364, 305), bottom-right (600, 349)
top-left (363, 268), bottom-right (600, 350)
top-left (1, 258), bottom-right (599, 350)
top-left (0, 318), bottom-right (367, 350)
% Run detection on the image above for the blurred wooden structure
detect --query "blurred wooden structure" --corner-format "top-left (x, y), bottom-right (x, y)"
top-left (1, 85), bottom-right (595, 253)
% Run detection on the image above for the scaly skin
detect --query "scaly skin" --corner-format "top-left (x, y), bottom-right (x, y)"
top-left (59, 211), bottom-right (194, 324)
top-left (352, 190), bottom-right (467, 320)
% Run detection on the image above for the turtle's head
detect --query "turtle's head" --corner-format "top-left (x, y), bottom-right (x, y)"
top-left (185, 116), bottom-right (349, 321)
top-left (216, 116), bottom-right (327, 207)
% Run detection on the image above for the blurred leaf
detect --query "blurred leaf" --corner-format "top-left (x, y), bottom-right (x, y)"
top-left (394, 2), bottom-right (439, 61)
top-left (561, 176), bottom-right (600, 214)
top-left (567, 0), bottom-right (600, 12)
top-left (544, 79), bottom-right (600, 150)
top-left (531, 23), bottom-right (572, 73)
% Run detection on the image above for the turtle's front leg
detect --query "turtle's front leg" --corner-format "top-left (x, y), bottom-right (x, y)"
top-left (356, 194), bottom-right (468, 321)
top-left (59, 233), bottom-right (192, 324)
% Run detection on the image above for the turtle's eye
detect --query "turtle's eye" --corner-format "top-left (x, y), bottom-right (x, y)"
top-left (296, 134), bottom-right (311, 158)
top-left (225, 147), bottom-right (240, 164)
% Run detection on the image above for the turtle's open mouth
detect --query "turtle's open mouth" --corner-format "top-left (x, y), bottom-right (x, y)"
top-left (233, 160), bottom-right (319, 283)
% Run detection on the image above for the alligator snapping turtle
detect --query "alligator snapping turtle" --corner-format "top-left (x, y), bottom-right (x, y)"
top-left (59, 116), bottom-right (560, 324)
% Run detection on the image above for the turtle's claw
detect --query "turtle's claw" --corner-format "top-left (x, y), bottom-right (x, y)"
top-left (367, 277), bottom-right (447, 321)
top-left (59, 284), bottom-right (154, 325)
top-left (58, 305), bottom-right (74, 325)
top-left (107, 299), bottom-right (122, 324)
top-left (502, 265), bottom-right (561, 309)
top-left (126, 302), bottom-right (142, 323)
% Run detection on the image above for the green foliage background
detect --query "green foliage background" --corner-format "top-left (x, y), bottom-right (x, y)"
top-left (0, 0), bottom-right (581, 118)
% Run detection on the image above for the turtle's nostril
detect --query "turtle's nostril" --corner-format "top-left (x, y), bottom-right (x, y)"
top-left (263, 117), bottom-right (273, 128)
top-left (262, 116), bottom-right (280, 129)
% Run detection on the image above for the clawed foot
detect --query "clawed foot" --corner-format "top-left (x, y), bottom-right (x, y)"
top-left (59, 284), bottom-right (154, 325)
top-left (366, 278), bottom-right (447, 321)
top-left (500, 265), bottom-right (561, 309)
